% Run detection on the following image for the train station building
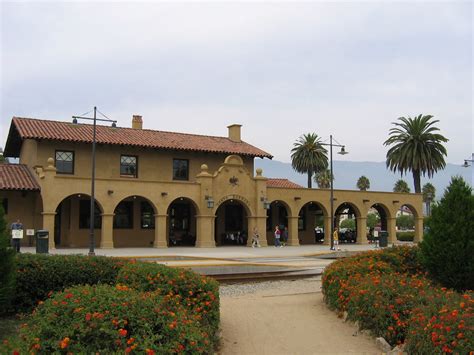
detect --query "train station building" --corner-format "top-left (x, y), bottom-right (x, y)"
top-left (1, 115), bottom-right (423, 249)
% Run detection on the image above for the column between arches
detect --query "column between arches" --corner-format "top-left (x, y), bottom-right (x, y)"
top-left (100, 213), bottom-right (115, 249)
top-left (154, 214), bottom-right (168, 248)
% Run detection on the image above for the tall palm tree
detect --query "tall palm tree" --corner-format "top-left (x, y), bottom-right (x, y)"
top-left (315, 169), bottom-right (333, 189)
top-left (384, 114), bottom-right (448, 193)
top-left (291, 133), bottom-right (328, 188)
top-left (393, 179), bottom-right (411, 193)
top-left (356, 176), bottom-right (370, 191)
top-left (422, 182), bottom-right (436, 202)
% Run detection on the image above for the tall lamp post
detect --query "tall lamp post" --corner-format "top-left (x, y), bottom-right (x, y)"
top-left (72, 107), bottom-right (117, 256)
top-left (320, 135), bottom-right (348, 250)
top-left (462, 154), bottom-right (473, 167)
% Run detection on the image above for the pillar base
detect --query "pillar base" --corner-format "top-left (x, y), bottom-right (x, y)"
top-left (100, 241), bottom-right (114, 249)
top-left (153, 241), bottom-right (168, 248)
top-left (196, 240), bottom-right (216, 248)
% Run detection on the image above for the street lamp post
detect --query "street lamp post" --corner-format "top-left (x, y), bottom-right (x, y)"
top-left (320, 135), bottom-right (348, 250)
top-left (462, 153), bottom-right (474, 168)
top-left (72, 107), bottom-right (117, 256)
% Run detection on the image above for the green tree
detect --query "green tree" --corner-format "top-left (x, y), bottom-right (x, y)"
top-left (366, 213), bottom-right (380, 229)
top-left (0, 203), bottom-right (16, 314)
top-left (422, 183), bottom-right (436, 202)
top-left (340, 218), bottom-right (355, 230)
top-left (314, 169), bottom-right (332, 189)
top-left (420, 176), bottom-right (474, 291)
top-left (291, 133), bottom-right (328, 188)
top-left (356, 176), bottom-right (370, 191)
top-left (384, 114), bottom-right (448, 193)
top-left (396, 214), bottom-right (414, 230)
top-left (393, 179), bottom-right (411, 193)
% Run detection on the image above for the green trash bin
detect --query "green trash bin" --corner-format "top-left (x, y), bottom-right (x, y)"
top-left (379, 231), bottom-right (388, 248)
top-left (36, 230), bottom-right (49, 254)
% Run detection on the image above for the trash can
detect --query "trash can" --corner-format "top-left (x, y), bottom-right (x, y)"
top-left (36, 230), bottom-right (49, 254)
top-left (379, 231), bottom-right (388, 248)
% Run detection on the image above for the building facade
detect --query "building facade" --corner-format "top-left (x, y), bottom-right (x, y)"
top-left (1, 115), bottom-right (424, 249)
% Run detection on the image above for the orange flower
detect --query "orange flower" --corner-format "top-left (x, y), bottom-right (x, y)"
top-left (85, 313), bottom-right (92, 321)
top-left (460, 302), bottom-right (465, 309)
top-left (60, 337), bottom-right (70, 349)
top-left (145, 349), bottom-right (155, 355)
top-left (457, 333), bottom-right (464, 339)
top-left (125, 347), bottom-right (132, 353)
top-left (119, 328), bottom-right (128, 337)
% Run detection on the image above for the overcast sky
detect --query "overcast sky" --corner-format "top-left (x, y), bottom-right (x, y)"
top-left (1, 1), bottom-right (472, 165)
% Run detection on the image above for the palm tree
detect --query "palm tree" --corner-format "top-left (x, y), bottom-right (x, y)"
top-left (393, 179), bottom-right (411, 193)
top-left (384, 114), bottom-right (448, 193)
top-left (356, 176), bottom-right (370, 191)
top-left (291, 133), bottom-right (328, 188)
top-left (422, 182), bottom-right (436, 203)
top-left (314, 169), bottom-right (332, 189)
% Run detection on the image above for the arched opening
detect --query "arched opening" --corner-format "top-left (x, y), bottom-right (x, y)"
top-left (167, 197), bottom-right (198, 247)
top-left (54, 194), bottom-right (103, 248)
top-left (266, 201), bottom-right (290, 246)
top-left (396, 204), bottom-right (417, 241)
top-left (113, 196), bottom-right (157, 247)
top-left (298, 201), bottom-right (326, 245)
top-left (335, 202), bottom-right (360, 243)
top-left (367, 203), bottom-right (389, 244)
top-left (215, 199), bottom-right (249, 246)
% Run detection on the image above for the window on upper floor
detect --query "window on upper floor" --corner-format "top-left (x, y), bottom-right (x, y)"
top-left (120, 155), bottom-right (138, 178)
top-left (173, 159), bottom-right (189, 181)
top-left (55, 150), bottom-right (74, 174)
top-left (114, 201), bottom-right (133, 229)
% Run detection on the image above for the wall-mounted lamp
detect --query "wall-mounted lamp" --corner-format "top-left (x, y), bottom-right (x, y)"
top-left (206, 196), bottom-right (214, 209)
top-left (263, 199), bottom-right (271, 210)
top-left (107, 190), bottom-right (114, 195)
top-left (294, 196), bottom-right (301, 201)
top-left (393, 200), bottom-right (400, 204)
top-left (363, 199), bottom-right (370, 203)
top-left (161, 192), bottom-right (168, 197)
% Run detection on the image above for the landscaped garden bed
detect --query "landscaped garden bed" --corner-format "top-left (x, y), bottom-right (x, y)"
top-left (322, 246), bottom-right (473, 353)
top-left (0, 254), bottom-right (220, 354)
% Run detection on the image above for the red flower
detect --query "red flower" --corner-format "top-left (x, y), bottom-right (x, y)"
top-left (85, 313), bottom-right (92, 321)
top-left (118, 329), bottom-right (128, 337)
top-left (145, 349), bottom-right (155, 355)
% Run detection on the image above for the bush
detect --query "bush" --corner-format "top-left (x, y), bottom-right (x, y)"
top-left (420, 176), bottom-right (474, 291)
top-left (396, 214), bottom-right (414, 229)
top-left (0, 204), bottom-right (16, 314)
top-left (322, 247), bottom-right (474, 352)
top-left (117, 262), bottom-right (220, 345)
top-left (2, 284), bottom-right (213, 354)
top-left (396, 231), bottom-right (414, 242)
top-left (12, 254), bottom-right (126, 313)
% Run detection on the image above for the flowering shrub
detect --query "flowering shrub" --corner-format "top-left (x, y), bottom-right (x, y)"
top-left (2, 284), bottom-right (213, 354)
top-left (407, 290), bottom-right (473, 354)
top-left (322, 246), bottom-right (473, 353)
top-left (12, 254), bottom-right (126, 313)
top-left (117, 262), bottom-right (220, 345)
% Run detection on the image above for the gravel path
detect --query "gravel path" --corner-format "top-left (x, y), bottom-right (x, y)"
top-left (218, 277), bottom-right (379, 355)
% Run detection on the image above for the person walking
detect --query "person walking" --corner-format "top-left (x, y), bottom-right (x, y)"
top-left (274, 226), bottom-right (282, 247)
top-left (282, 227), bottom-right (289, 246)
top-left (332, 227), bottom-right (340, 251)
top-left (11, 219), bottom-right (23, 253)
top-left (251, 227), bottom-right (261, 248)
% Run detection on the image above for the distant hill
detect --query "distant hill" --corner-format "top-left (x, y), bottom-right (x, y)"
top-left (255, 159), bottom-right (472, 198)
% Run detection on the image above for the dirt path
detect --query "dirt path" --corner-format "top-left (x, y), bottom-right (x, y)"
top-left (218, 278), bottom-right (379, 355)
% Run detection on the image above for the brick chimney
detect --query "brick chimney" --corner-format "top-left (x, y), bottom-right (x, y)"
top-left (132, 115), bottom-right (143, 129)
top-left (227, 124), bottom-right (242, 142)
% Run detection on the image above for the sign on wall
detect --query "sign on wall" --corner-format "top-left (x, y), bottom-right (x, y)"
top-left (12, 230), bottom-right (24, 239)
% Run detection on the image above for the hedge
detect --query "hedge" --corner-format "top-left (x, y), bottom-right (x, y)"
top-left (11, 254), bottom-right (126, 313)
top-left (116, 261), bottom-right (220, 345)
top-left (396, 231), bottom-right (414, 242)
top-left (2, 284), bottom-right (214, 354)
top-left (322, 247), bottom-right (473, 353)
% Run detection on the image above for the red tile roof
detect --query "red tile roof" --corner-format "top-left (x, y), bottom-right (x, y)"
top-left (267, 178), bottom-right (303, 189)
top-left (5, 117), bottom-right (273, 159)
top-left (0, 164), bottom-right (40, 191)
